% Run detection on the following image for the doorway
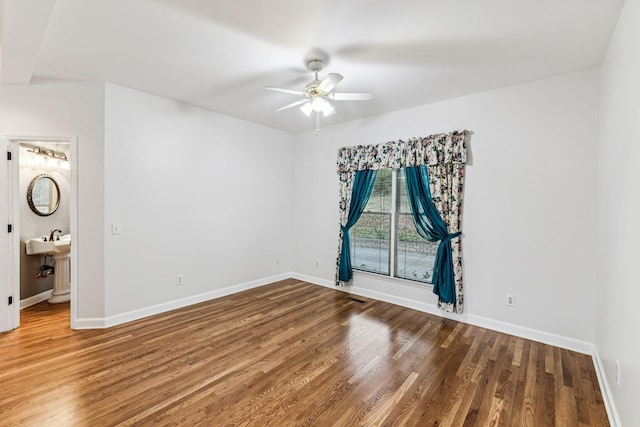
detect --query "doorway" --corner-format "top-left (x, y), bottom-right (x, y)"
top-left (1, 136), bottom-right (78, 332)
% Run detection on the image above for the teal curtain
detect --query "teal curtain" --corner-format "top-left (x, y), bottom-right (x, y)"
top-left (338, 169), bottom-right (377, 282)
top-left (404, 166), bottom-right (460, 303)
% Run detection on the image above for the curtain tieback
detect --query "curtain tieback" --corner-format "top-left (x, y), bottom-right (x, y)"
top-left (340, 225), bottom-right (349, 232)
top-left (440, 231), bottom-right (461, 244)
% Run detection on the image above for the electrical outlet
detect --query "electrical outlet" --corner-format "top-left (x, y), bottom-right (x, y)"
top-left (275, 257), bottom-right (280, 266)
top-left (176, 274), bottom-right (183, 286)
top-left (506, 294), bottom-right (515, 307)
top-left (315, 259), bottom-right (320, 268)
top-left (616, 360), bottom-right (621, 385)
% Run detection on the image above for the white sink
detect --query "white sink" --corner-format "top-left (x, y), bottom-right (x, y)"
top-left (25, 234), bottom-right (71, 255)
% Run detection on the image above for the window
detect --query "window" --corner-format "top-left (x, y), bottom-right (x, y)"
top-left (350, 169), bottom-right (438, 284)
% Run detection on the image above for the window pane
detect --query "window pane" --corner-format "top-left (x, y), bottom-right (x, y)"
top-left (351, 212), bottom-right (390, 275)
top-left (366, 169), bottom-right (392, 213)
top-left (397, 169), bottom-right (411, 214)
top-left (395, 213), bottom-right (437, 283)
top-left (395, 170), bottom-right (438, 283)
top-left (351, 170), bottom-right (392, 275)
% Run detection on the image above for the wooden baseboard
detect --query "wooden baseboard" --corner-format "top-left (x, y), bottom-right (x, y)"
top-left (292, 272), bottom-right (594, 354)
top-left (20, 289), bottom-right (53, 309)
top-left (592, 346), bottom-right (621, 427)
top-left (73, 273), bottom-right (293, 329)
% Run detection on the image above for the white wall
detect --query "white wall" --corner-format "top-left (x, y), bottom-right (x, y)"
top-left (597, 0), bottom-right (640, 425)
top-left (103, 84), bottom-right (293, 318)
top-left (0, 82), bottom-right (106, 319)
top-left (292, 68), bottom-right (599, 347)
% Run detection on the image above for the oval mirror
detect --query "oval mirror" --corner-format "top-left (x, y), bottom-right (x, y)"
top-left (27, 174), bottom-right (60, 216)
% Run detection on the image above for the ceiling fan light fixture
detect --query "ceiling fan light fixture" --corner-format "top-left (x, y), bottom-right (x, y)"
top-left (310, 96), bottom-right (335, 117)
top-left (311, 96), bottom-right (326, 112)
top-left (267, 58), bottom-right (373, 134)
top-left (300, 102), bottom-right (313, 117)
top-left (321, 101), bottom-right (335, 117)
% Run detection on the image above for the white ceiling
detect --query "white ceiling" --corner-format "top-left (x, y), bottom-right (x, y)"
top-left (0, 0), bottom-right (625, 133)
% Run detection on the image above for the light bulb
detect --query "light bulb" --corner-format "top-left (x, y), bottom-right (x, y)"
top-left (321, 101), bottom-right (335, 117)
top-left (300, 102), bottom-right (313, 117)
top-left (32, 155), bottom-right (45, 167)
top-left (47, 157), bottom-right (59, 168)
top-left (311, 96), bottom-right (326, 112)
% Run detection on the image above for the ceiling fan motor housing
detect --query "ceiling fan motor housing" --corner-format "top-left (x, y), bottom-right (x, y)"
top-left (307, 59), bottom-right (324, 72)
top-left (305, 80), bottom-right (323, 96)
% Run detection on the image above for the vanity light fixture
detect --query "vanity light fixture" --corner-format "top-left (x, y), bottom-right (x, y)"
top-left (28, 146), bottom-right (70, 169)
top-left (47, 156), bottom-right (59, 168)
top-left (31, 152), bottom-right (45, 167)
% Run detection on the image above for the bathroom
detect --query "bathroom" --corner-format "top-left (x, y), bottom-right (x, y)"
top-left (19, 142), bottom-right (72, 309)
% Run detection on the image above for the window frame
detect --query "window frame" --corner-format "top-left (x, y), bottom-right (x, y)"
top-left (351, 168), bottom-right (437, 286)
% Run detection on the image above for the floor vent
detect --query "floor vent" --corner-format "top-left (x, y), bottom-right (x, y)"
top-left (346, 296), bottom-right (367, 304)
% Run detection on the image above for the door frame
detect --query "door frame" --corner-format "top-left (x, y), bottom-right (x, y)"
top-left (1, 136), bottom-right (19, 331)
top-left (4, 135), bottom-right (78, 329)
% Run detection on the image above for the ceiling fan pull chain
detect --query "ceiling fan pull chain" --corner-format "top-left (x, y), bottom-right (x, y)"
top-left (315, 112), bottom-right (320, 136)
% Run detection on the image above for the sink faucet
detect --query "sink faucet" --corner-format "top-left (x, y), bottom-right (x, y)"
top-left (49, 229), bottom-right (62, 241)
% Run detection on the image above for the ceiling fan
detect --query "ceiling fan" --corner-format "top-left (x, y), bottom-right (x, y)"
top-left (266, 59), bottom-right (373, 134)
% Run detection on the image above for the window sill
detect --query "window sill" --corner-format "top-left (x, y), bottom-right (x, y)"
top-left (353, 269), bottom-right (434, 290)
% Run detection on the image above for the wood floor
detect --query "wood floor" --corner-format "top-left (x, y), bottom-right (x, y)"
top-left (1, 279), bottom-right (608, 426)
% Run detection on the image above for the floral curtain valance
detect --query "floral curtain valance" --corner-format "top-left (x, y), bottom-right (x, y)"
top-left (337, 130), bottom-right (468, 174)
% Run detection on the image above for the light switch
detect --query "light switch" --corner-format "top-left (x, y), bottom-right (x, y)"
top-left (111, 223), bottom-right (121, 235)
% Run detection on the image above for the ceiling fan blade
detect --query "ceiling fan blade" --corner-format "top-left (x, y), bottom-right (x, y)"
top-left (276, 99), bottom-right (308, 112)
top-left (330, 92), bottom-right (374, 101)
top-left (317, 73), bottom-right (343, 93)
top-left (266, 86), bottom-right (306, 96)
